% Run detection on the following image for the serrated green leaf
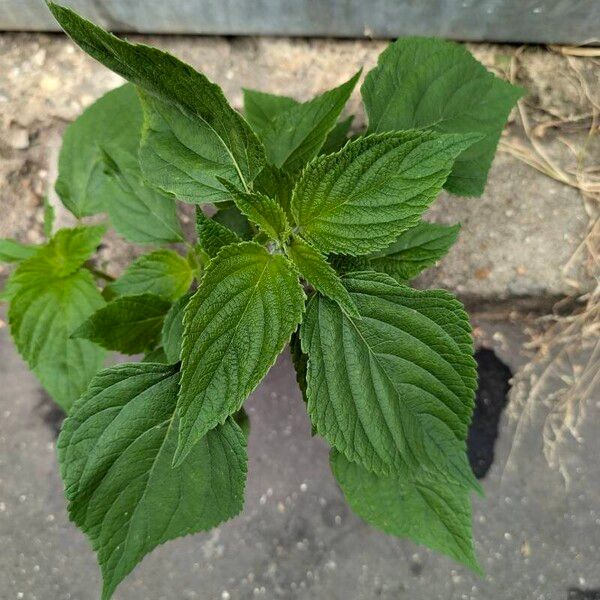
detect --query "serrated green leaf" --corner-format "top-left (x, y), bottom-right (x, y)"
top-left (43, 198), bottom-right (55, 239)
top-left (73, 294), bottom-right (171, 355)
top-left (329, 254), bottom-right (371, 276)
top-left (219, 179), bottom-right (290, 243)
top-left (0, 239), bottom-right (38, 263)
top-left (49, 3), bottom-right (265, 205)
top-left (362, 37), bottom-right (524, 196)
top-left (253, 164), bottom-right (295, 219)
top-left (195, 208), bottom-right (241, 258)
top-left (106, 249), bottom-right (193, 301)
top-left (330, 450), bottom-right (481, 572)
top-left (286, 236), bottom-right (358, 317)
top-left (162, 292), bottom-right (192, 364)
top-left (176, 242), bottom-right (305, 465)
top-left (301, 271), bottom-right (479, 490)
top-left (58, 362), bottom-right (247, 600)
top-left (56, 83), bottom-right (182, 244)
top-left (8, 235), bottom-right (106, 410)
top-left (368, 221), bottom-right (460, 281)
top-left (258, 72), bottom-right (360, 173)
top-left (139, 91), bottom-right (261, 204)
top-left (291, 130), bottom-right (478, 255)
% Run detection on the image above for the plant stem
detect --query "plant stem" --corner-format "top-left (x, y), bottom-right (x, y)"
top-left (85, 262), bottom-right (115, 282)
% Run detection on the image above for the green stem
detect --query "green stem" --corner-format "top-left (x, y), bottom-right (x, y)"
top-left (85, 263), bottom-right (115, 282)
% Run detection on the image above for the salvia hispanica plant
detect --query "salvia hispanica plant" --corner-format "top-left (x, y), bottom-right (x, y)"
top-left (0, 3), bottom-right (524, 597)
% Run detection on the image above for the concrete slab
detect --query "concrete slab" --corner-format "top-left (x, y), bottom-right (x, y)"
top-left (1, 310), bottom-right (598, 600)
top-left (0, 34), bottom-right (595, 301)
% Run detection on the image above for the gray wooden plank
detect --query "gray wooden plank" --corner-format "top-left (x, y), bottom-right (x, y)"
top-left (0, 0), bottom-right (598, 45)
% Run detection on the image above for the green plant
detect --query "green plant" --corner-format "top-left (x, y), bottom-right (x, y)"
top-left (0, 4), bottom-right (524, 598)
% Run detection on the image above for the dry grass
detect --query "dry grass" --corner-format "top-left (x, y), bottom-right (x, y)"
top-left (499, 45), bottom-right (599, 485)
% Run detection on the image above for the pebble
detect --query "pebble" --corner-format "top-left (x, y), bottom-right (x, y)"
top-left (6, 127), bottom-right (29, 150)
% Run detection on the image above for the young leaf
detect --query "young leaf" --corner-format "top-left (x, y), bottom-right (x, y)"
top-left (253, 164), bottom-right (295, 219)
top-left (176, 242), bottom-right (305, 465)
top-left (58, 362), bottom-right (247, 600)
top-left (195, 208), bottom-right (241, 258)
top-left (8, 230), bottom-right (107, 410)
top-left (243, 89), bottom-right (298, 137)
top-left (329, 254), bottom-right (371, 276)
top-left (362, 37), bottom-right (524, 196)
top-left (212, 205), bottom-right (253, 240)
top-left (285, 236), bottom-right (358, 318)
top-left (48, 4), bottom-right (265, 203)
top-left (39, 225), bottom-right (106, 277)
top-left (291, 130), bottom-right (479, 255)
top-left (162, 292), bottom-right (192, 364)
top-left (219, 179), bottom-right (290, 243)
top-left (106, 249), bottom-right (193, 301)
top-left (301, 271), bottom-right (479, 490)
top-left (56, 83), bottom-right (182, 244)
top-left (330, 450), bottom-right (481, 572)
top-left (259, 72), bottom-right (360, 173)
top-left (0, 239), bottom-right (38, 263)
top-left (73, 294), bottom-right (171, 355)
top-left (368, 221), bottom-right (460, 281)
top-left (243, 89), bottom-right (353, 160)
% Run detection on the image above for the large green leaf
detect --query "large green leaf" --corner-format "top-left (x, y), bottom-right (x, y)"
top-left (176, 242), bottom-right (305, 465)
top-left (106, 249), bottom-right (193, 301)
top-left (58, 362), bottom-right (247, 600)
top-left (362, 37), bottom-right (524, 196)
top-left (55, 84), bottom-right (135, 217)
top-left (368, 221), bottom-right (460, 281)
top-left (330, 450), bottom-right (481, 572)
top-left (300, 271), bottom-right (479, 490)
top-left (73, 294), bottom-right (171, 355)
top-left (258, 72), bottom-right (360, 173)
top-left (8, 228), bottom-right (107, 410)
top-left (0, 239), bottom-right (38, 263)
top-left (291, 131), bottom-right (478, 255)
top-left (285, 236), bottom-right (358, 318)
top-left (55, 84), bottom-right (182, 244)
top-left (49, 4), bottom-right (265, 204)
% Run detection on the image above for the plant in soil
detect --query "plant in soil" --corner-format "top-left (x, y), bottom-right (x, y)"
top-left (0, 4), bottom-right (524, 598)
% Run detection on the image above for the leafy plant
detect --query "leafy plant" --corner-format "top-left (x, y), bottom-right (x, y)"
top-left (0, 4), bottom-right (524, 598)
